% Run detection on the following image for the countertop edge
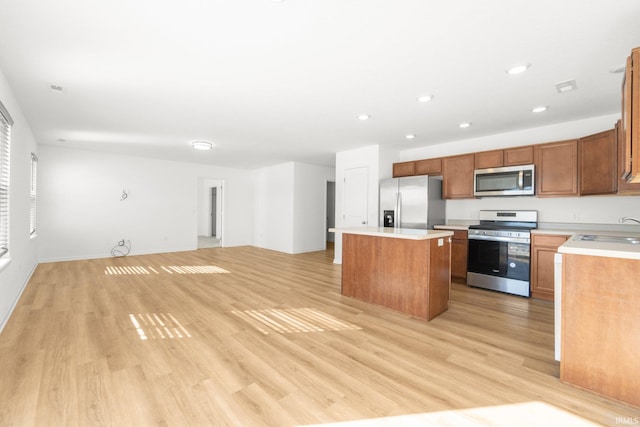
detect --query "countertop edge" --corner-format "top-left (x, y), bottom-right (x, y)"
top-left (330, 227), bottom-right (453, 241)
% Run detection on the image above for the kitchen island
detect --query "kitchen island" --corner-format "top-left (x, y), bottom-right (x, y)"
top-left (334, 227), bottom-right (453, 321)
top-left (558, 233), bottom-right (640, 407)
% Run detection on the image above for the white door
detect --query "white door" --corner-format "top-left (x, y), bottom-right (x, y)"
top-left (344, 167), bottom-right (369, 226)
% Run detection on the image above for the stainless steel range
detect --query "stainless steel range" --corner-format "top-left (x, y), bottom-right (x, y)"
top-left (466, 210), bottom-right (538, 297)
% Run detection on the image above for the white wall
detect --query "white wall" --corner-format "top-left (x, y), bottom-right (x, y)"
top-left (254, 161), bottom-right (335, 254)
top-left (334, 145), bottom-right (385, 263)
top-left (0, 68), bottom-right (39, 332)
top-left (293, 162), bottom-right (336, 253)
top-left (254, 162), bottom-right (295, 253)
top-left (38, 145), bottom-right (255, 261)
top-left (399, 113), bottom-right (640, 225)
top-left (400, 114), bottom-right (620, 160)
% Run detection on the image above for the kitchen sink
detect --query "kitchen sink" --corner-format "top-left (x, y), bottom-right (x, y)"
top-left (578, 234), bottom-right (640, 245)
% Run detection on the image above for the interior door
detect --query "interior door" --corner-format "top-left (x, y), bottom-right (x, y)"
top-left (343, 167), bottom-right (368, 227)
top-left (210, 187), bottom-right (217, 237)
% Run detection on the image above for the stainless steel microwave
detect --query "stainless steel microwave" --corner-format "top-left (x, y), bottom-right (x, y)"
top-left (474, 164), bottom-right (535, 197)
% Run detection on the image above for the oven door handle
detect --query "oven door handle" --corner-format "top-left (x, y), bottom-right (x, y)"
top-left (468, 235), bottom-right (530, 244)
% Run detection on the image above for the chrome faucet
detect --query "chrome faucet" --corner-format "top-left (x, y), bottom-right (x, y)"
top-left (620, 217), bottom-right (640, 224)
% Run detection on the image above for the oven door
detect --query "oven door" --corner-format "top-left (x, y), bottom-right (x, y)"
top-left (468, 237), bottom-right (530, 281)
top-left (468, 238), bottom-right (507, 276)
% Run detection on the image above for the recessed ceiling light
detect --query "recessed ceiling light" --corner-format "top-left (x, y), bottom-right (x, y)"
top-left (405, 134), bottom-right (416, 140)
top-left (192, 140), bottom-right (213, 150)
top-left (506, 64), bottom-right (530, 75)
top-left (417, 95), bottom-right (433, 103)
top-left (459, 122), bottom-right (471, 128)
top-left (555, 79), bottom-right (577, 93)
top-left (357, 114), bottom-right (371, 121)
top-left (532, 106), bottom-right (548, 113)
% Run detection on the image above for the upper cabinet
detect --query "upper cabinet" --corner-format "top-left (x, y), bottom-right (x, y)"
top-left (474, 150), bottom-right (503, 169)
top-left (393, 161), bottom-right (416, 178)
top-left (415, 158), bottom-right (442, 175)
top-left (617, 119), bottom-right (640, 194)
top-left (621, 47), bottom-right (640, 183)
top-left (442, 154), bottom-right (475, 199)
top-left (535, 139), bottom-right (579, 197)
top-left (579, 129), bottom-right (617, 195)
top-left (504, 145), bottom-right (534, 166)
top-left (474, 146), bottom-right (534, 170)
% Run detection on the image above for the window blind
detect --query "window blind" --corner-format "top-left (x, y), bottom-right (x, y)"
top-left (30, 153), bottom-right (37, 235)
top-left (0, 100), bottom-right (13, 257)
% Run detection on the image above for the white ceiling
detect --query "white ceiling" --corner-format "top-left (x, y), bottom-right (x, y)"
top-left (0, 0), bottom-right (639, 169)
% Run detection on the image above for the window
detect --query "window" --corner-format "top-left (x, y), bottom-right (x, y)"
top-left (30, 153), bottom-right (37, 235)
top-left (0, 100), bottom-right (13, 257)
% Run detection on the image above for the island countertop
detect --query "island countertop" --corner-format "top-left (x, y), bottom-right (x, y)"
top-left (558, 232), bottom-right (640, 260)
top-left (330, 227), bottom-right (453, 241)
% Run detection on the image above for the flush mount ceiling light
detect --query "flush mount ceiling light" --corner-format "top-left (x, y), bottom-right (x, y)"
top-left (532, 106), bottom-right (548, 113)
top-left (417, 94), bottom-right (433, 103)
top-left (192, 140), bottom-right (213, 150)
top-left (49, 84), bottom-right (65, 93)
top-left (357, 114), bottom-right (371, 121)
top-left (459, 122), bottom-right (471, 129)
top-left (555, 79), bottom-right (577, 93)
top-left (405, 134), bottom-right (416, 140)
top-left (506, 63), bottom-right (530, 75)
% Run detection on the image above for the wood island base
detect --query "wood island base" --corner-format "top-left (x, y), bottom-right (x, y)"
top-left (339, 228), bottom-right (452, 321)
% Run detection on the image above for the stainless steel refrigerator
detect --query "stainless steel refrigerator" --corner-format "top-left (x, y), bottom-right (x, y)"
top-left (379, 176), bottom-right (445, 229)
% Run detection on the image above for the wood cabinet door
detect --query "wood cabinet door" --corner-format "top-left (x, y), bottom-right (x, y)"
top-left (579, 129), bottom-right (617, 195)
top-left (442, 154), bottom-right (475, 199)
top-left (393, 161), bottom-right (416, 177)
top-left (534, 140), bottom-right (579, 197)
top-left (450, 231), bottom-right (468, 279)
top-left (504, 145), bottom-right (534, 166)
top-left (474, 150), bottom-right (503, 169)
top-left (617, 119), bottom-right (640, 194)
top-left (625, 48), bottom-right (640, 183)
top-left (530, 234), bottom-right (569, 301)
top-left (415, 158), bottom-right (442, 175)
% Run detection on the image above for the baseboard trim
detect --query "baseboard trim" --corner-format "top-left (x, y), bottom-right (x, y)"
top-left (0, 261), bottom-right (38, 334)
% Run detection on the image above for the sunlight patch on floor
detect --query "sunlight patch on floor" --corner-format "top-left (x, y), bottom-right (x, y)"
top-left (128, 313), bottom-right (192, 340)
top-left (105, 265), bottom-right (229, 275)
top-left (160, 265), bottom-right (230, 274)
top-left (105, 266), bottom-right (158, 275)
top-left (301, 401), bottom-right (602, 426)
top-left (231, 308), bottom-right (362, 335)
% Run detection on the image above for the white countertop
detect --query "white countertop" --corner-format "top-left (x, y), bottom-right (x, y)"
top-left (330, 227), bottom-right (453, 240)
top-left (434, 225), bottom-right (470, 231)
top-left (558, 232), bottom-right (640, 260)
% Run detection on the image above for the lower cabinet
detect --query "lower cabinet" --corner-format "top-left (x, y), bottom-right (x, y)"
top-left (450, 230), bottom-right (468, 280)
top-left (561, 253), bottom-right (640, 407)
top-left (530, 233), bottom-right (570, 301)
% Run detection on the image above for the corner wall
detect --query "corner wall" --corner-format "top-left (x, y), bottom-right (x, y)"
top-left (254, 161), bottom-right (335, 254)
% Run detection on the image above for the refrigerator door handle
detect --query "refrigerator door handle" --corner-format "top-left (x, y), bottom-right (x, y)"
top-left (396, 192), bottom-right (402, 228)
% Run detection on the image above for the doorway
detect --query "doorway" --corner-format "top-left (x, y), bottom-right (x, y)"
top-left (326, 181), bottom-right (336, 245)
top-left (197, 178), bottom-right (223, 249)
top-left (211, 187), bottom-right (217, 237)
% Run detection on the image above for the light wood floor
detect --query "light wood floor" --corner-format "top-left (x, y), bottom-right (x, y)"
top-left (1, 246), bottom-right (638, 426)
